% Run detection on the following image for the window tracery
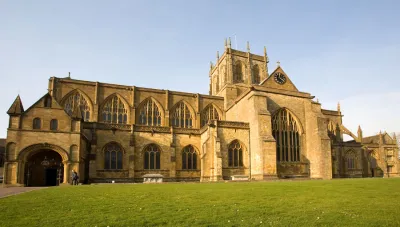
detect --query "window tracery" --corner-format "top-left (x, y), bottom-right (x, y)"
top-left (101, 95), bottom-right (128, 124)
top-left (346, 150), bottom-right (357, 170)
top-left (144, 144), bottom-right (161, 170)
top-left (228, 140), bottom-right (243, 167)
top-left (63, 91), bottom-right (91, 121)
top-left (201, 104), bottom-right (220, 127)
top-left (272, 108), bottom-right (301, 162)
top-left (171, 102), bottom-right (193, 128)
top-left (182, 145), bottom-right (197, 170)
top-left (138, 98), bottom-right (162, 126)
top-left (104, 142), bottom-right (123, 170)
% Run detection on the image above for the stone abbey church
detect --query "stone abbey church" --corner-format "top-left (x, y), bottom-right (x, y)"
top-left (2, 40), bottom-right (399, 186)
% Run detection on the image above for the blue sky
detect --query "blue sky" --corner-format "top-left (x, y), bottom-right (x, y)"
top-left (1, 0), bottom-right (399, 138)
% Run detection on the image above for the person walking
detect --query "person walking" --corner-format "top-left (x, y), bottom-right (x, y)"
top-left (71, 170), bottom-right (79, 185)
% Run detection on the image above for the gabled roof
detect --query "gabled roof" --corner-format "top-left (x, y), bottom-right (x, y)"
top-left (259, 65), bottom-right (299, 92)
top-left (362, 132), bottom-right (395, 144)
top-left (22, 93), bottom-right (73, 120)
top-left (7, 95), bottom-right (24, 115)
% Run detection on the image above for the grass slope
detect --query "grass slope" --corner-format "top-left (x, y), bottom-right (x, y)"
top-left (1, 178), bottom-right (400, 227)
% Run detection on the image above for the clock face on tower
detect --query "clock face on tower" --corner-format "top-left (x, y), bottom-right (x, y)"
top-left (274, 72), bottom-right (286, 85)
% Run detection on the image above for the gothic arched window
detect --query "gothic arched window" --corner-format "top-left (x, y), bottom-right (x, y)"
top-left (272, 108), bottom-right (301, 162)
top-left (101, 95), bottom-right (128, 124)
top-left (228, 140), bottom-right (243, 167)
top-left (138, 98), bottom-right (162, 126)
top-left (234, 61), bottom-right (243, 83)
top-left (104, 143), bottom-right (123, 170)
top-left (182, 145), bottom-right (197, 170)
top-left (252, 65), bottom-right (260, 84)
top-left (201, 104), bottom-right (220, 127)
top-left (33, 118), bottom-right (41, 129)
top-left (63, 91), bottom-right (91, 121)
top-left (170, 102), bottom-right (193, 128)
top-left (346, 150), bottom-right (357, 170)
top-left (144, 144), bottom-right (161, 170)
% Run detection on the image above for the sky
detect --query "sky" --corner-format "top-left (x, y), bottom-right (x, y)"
top-left (1, 0), bottom-right (399, 139)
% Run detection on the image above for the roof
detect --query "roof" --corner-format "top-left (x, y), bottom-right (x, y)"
top-left (7, 95), bottom-right (24, 115)
top-left (362, 132), bottom-right (395, 144)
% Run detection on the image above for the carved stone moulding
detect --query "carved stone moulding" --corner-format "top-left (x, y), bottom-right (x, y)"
top-left (83, 122), bottom-right (132, 131)
top-left (217, 120), bottom-right (249, 129)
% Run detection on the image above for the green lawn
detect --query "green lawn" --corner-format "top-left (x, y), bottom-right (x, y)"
top-left (1, 178), bottom-right (400, 227)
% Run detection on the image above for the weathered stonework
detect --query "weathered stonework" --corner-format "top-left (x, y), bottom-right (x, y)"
top-left (2, 42), bottom-right (399, 186)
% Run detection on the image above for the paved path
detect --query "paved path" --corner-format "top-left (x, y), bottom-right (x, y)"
top-left (0, 187), bottom-right (45, 199)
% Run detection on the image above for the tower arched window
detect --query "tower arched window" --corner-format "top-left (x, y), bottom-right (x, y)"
top-left (228, 140), bottom-right (243, 167)
top-left (215, 75), bottom-right (219, 94)
top-left (63, 91), bottom-right (91, 121)
top-left (33, 118), bottom-right (41, 129)
top-left (101, 95), bottom-right (128, 124)
top-left (234, 61), bottom-right (243, 83)
top-left (182, 145), bottom-right (197, 170)
top-left (104, 143), bottom-right (123, 170)
top-left (220, 66), bottom-right (226, 86)
top-left (252, 65), bottom-right (260, 84)
top-left (201, 104), bottom-right (220, 127)
top-left (170, 102), bottom-right (193, 128)
top-left (272, 108), bottom-right (301, 162)
top-left (138, 98), bottom-right (162, 126)
top-left (144, 144), bottom-right (161, 170)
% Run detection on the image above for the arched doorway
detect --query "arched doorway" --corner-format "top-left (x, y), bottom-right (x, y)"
top-left (25, 149), bottom-right (64, 186)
